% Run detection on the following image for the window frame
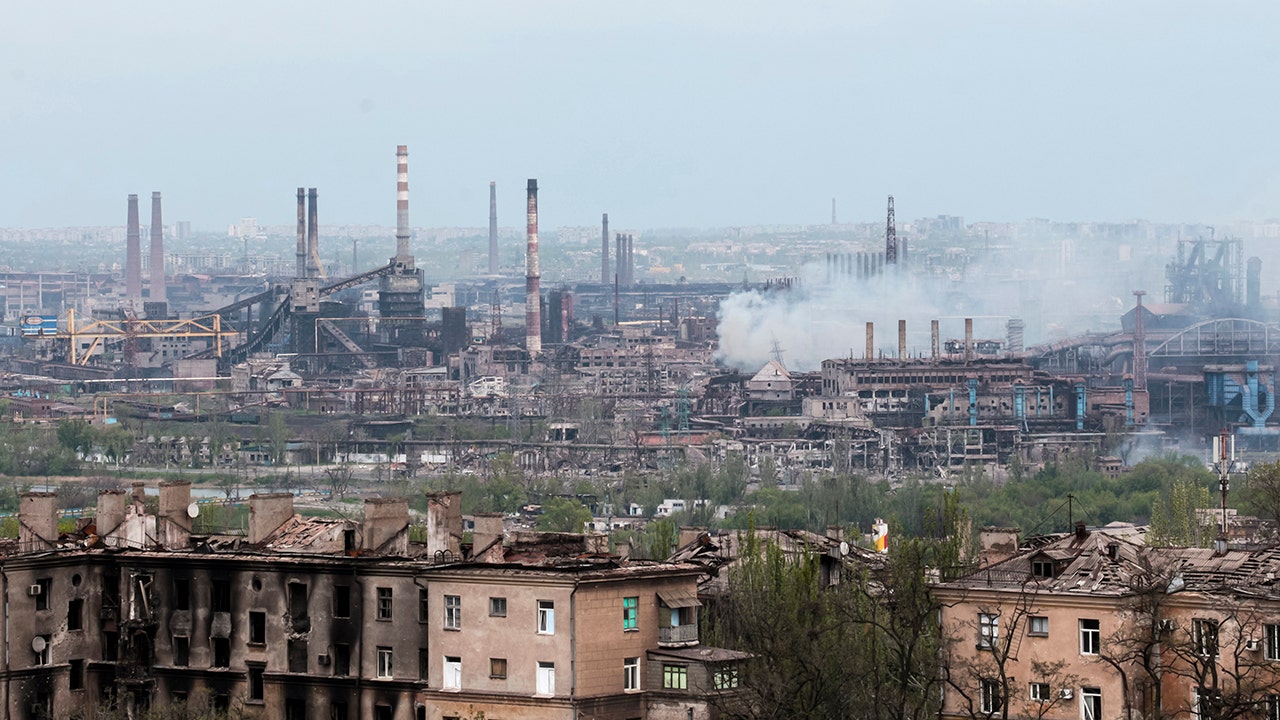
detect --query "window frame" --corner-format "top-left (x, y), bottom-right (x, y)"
top-left (444, 595), bottom-right (461, 630)
top-left (980, 678), bottom-right (1003, 715)
top-left (1194, 618), bottom-right (1220, 658)
top-left (536, 661), bottom-right (556, 696)
top-left (333, 584), bottom-right (351, 619)
top-left (623, 657), bottom-right (640, 691)
top-left (623, 596), bottom-right (639, 631)
top-left (490, 657), bottom-right (508, 680)
top-left (376, 586), bottom-right (393, 621)
top-left (443, 656), bottom-right (462, 690)
top-left (247, 663), bottom-right (266, 702)
top-left (1079, 618), bottom-right (1101, 655)
top-left (489, 596), bottom-right (507, 617)
top-left (1029, 682), bottom-right (1050, 702)
top-left (419, 588), bottom-right (429, 623)
top-left (376, 646), bottom-right (394, 679)
top-left (713, 666), bottom-right (740, 690)
top-left (1028, 615), bottom-right (1049, 637)
top-left (1268, 624), bottom-right (1280, 662)
top-left (538, 600), bottom-right (555, 635)
top-left (978, 612), bottom-right (999, 650)
top-left (249, 610), bottom-right (267, 645)
top-left (1081, 686), bottom-right (1102, 720)
top-left (663, 663), bottom-right (689, 690)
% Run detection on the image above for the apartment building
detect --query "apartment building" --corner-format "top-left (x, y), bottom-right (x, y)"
top-left (1, 485), bottom-right (743, 720)
top-left (937, 524), bottom-right (1280, 720)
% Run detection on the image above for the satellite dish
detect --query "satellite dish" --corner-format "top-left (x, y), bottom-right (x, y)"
top-left (839, 541), bottom-right (850, 557)
top-left (187, 503), bottom-right (200, 519)
top-left (31, 636), bottom-right (46, 653)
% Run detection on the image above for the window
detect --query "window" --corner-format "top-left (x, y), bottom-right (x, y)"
top-left (285, 698), bottom-right (306, 720)
top-left (536, 661), bottom-right (555, 696)
top-left (419, 588), bottom-right (429, 623)
top-left (173, 636), bottom-right (189, 667)
top-left (68, 598), bottom-right (84, 631)
top-left (980, 679), bottom-right (1003, 715)
top-left (1194, 619), bottom-right (1219, 657)
top-left (538, 600), bottom-right (555, 634)
top-left (288, 639), bottom-right (308, 673)
top-left (173, 577), bottom-right (190, 610)
top-left (623, 596), bottom-right (638, 630)
top-left (376, 647), bottom-right (393, 679)
top-left (624, 657), bottom-right (639, 691)
top-left (1079, 619), bottom-right (1101, 655)
top-left (377, 587), bottom-right (393, 621)
top-left (1032, 560), bottom-right (1055, 578)
top-left (1081, 687), bottom-right (1102, 720)
top-left (289, 582), bottom-right (309, 632)
top-left (249, 611), bottom-right (266, 644)
top-left (978, 613), bottom-right (999, 650)
top-left (331, 701), bottom-right (349, 720)
top-left (663, 664), bottom-right (688, 690)
top-left (334, 644), bottom-right (350, 677)
top-left (1029, 682), bottom-right (1050, 702)
top-left (248, 664), bottom-right (265, 701)
top-left (69, 659), bottom-right (84, 691)
top-left (420, 649), bottom-right (430, 681)
top-left (445, 595), bottom-right (461, 630)
top-left (213, 637), bottom-right (231, 668)
top-left (1028, 615), bottom-right (1048, 636)
top-left (35, 578), bottom-right (51, 611)
top-left (334, 585), bottom-right (351, 618)
top-left (443, 656), bottom-right (462, 690)
top-left (1269, 625), bottom-right (1280, 661)
top-left (211, 578), bottom-right (231, 612)
top-left (489, 596), bottom-right (507, 617)
top-left (714, 666), bottom-right (740, 690)
top-left (490, 658), bottom-right (508, 679)
top-left (1267, 695), bottom-right (1280, 720)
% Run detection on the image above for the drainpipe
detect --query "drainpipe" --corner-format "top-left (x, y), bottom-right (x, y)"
top-left (570, 579), bottom-right (579, 704)
top-left (2, 565), bottom-right (8, 720)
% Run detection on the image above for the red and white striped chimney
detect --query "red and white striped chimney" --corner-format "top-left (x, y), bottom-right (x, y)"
top-left (395, 145), bottom-right (410, 262)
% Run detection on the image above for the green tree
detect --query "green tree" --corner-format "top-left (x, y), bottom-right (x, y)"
top-left (537, 497), bottom-right (592, 533)
top-left (56, 418), bottom-right (94, 456)
top-left (267, 411), bottom-right (290, 466)
top-left (1149, 478), bottom-right (1215, 547)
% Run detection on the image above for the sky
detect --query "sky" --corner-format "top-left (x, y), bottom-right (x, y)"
top-left (2, 1), bottom-right (1279, 231)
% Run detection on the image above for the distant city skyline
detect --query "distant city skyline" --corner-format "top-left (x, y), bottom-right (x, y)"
top-left (3, 1), bottom-right (1279, 230)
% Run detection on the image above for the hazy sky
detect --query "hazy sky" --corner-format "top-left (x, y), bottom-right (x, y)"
top-left (3, 1), bottom-right (1279, 231)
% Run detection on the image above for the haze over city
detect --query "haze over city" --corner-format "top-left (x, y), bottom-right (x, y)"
top-left (4, 1), bottom-right (1280, 230)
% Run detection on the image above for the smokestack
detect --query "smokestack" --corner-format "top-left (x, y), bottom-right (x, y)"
top-left (307, 188), bottom-right (319, 278)
top-left (125, 194), bottom-right (141, 306)
top-left (885, 195), bottom-right (897, 264)
top-left (1133, 291), bottom-right (1147, 391)
top-left (489, 182), bottom-right (499, 274)
top-left (1007, 318), bottom-right (1025, 355)
top-left (624, 235), bottom-right (633, 286)
top-left (964, 317), bottom-right (974, 362)
top-left (296, 188), bottom-right (306, 278)
top-left (616, 233), bottom-right (625, 287)
top-left (395, 145), bottom-right (410, 262)
top-left (629, 235), bottom-right (637, 285)
top-left (149, 192), bottom-right (165, 303)
top-left (898, 319), bottom-right (907, 361)
top-left (601, 213), bottom-right (610, 285)
top-left (865, 322), bottom-right (874, 360)
top-left (525, 179), bottom-right (541, 356)
top-left (931, 319), bottom-right (940, 360)
top-left (1248, 256), bottom-right (1262, 311)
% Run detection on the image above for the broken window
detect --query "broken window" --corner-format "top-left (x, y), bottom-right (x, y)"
top-left (210, 578), bottom-right (231, 613)
top-left (333, 585), bottom-right (351, 618)
top-left (173, 576), bottom-right (191, 611)
top-left (173, 636), bottom-right (189, 667)
top-left (248, 664), bottom-right (265, 701)
top-left (34, 577), bottom-right (51, 611)
top-left (212, 637), bottom-right (230, 668)
top-left (333, 643), bottom-right (350, 677)
top-left (69, 658), bottom-right (85, 690)
top-left (288, 639), bottom-right (308, 673)
top-left (376, 587), bottom-right (393, 621)
top-left (377, 647), bottom-right (393, 679)
top-left (68, 598), bottom-right (84, 631)
top-left (289, 582), bottom-right (309, 632)
top-left (249, 611), bottom-right (266, 645)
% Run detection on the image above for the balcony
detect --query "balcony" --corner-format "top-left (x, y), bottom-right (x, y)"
top-left (659, 624), bottom-right (699, 647)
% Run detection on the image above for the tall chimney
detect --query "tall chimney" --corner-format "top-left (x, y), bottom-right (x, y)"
top-left (395, 145), bottom-right (410, 262)
top-left (628, 235), bottom-right (636, 285)
top-left (931, 319), bottom-right (940, 360)
top-left (1133, 291), bottom-right (1147, 390)
top-left (601, 213), bottom-right (610, 285)
top-left (525, 179), bottom-right (542, 356)
top-left (488, 182), bottom-right (499, 274)
top-left (865, 322), bottom-right (874, 360)
top-left (616, 234), bottom-right (625, 286)
top-left (149, 192), bottom-right (166, 303)
top-left (296, 188), bottom-right (307, 278)
top-left (964, 317), bottom-right (974, 362)
top-left (306, 188), bottom-right (319, 278)
top-left (898, 319), bottom-right (907, 361)
top-left (125, 194), bottom-right (141, 306)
